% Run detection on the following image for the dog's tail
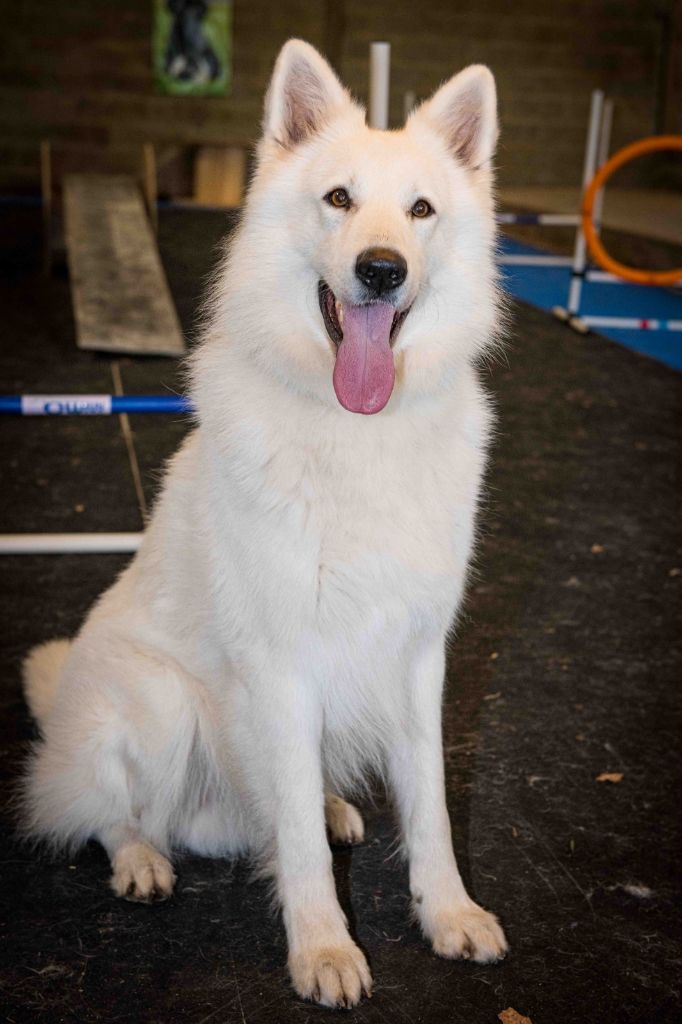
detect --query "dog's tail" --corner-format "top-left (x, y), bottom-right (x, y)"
top-left (22, 639), bottom-right (72, 725)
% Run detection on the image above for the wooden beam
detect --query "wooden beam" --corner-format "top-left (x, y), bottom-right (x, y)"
top-left (63, 174), bottom-right (185, 357)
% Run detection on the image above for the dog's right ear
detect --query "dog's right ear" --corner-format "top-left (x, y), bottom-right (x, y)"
top-left (409, 65), bottom-right (498, 170)
top-left (263, 40), bottom-right (351, 149)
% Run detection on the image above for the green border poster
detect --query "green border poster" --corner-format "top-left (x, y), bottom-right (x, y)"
top-left (153, 1), bottom-right (231, 96)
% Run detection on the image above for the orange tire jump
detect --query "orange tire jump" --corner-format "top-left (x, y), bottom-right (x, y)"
top-left (581, 135), bottom-right (682, 286)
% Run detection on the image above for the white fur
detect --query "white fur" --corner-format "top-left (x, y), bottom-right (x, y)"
top-left (20, 40), bottom-right (507, 1008)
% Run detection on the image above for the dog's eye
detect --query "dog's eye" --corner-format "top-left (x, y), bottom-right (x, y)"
top-left (411, 198), bottom-right (434, 219)
top-left (325, 188), bottom-right (351, 210)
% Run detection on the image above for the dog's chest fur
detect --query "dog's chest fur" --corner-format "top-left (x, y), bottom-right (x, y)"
top-left (185, 371), bottom-right (490, 690)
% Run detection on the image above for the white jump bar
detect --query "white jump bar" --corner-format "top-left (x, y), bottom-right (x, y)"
top-left (581, 316), bottom-right (682, 331)
top-left (497, 213), bottom-right (581, 226)
top-left (0, 533), bottom-right (144, 554)
top-left (500, 254), bottom-right (574, 267)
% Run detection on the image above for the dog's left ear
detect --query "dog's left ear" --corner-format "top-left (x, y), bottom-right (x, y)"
top-left (410, 65), bottom-right (498, 169)
top-left (264, 39), bottom-right (352, 149)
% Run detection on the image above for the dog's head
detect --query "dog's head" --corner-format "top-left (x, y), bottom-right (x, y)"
top-left (225, 40), bottom-right (499, 415)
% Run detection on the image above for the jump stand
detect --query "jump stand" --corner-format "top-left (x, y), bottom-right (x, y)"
top-left (498, 91), bottom-right (682, 339)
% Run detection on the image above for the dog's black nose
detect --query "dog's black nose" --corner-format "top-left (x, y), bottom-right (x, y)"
top-left (355, 248), bottom-right (407, 296)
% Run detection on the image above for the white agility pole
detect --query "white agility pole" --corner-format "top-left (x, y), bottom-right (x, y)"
top-left (369, 42), bottom-right (390, 129)
top-left (593, 98), bottom-right (614, 236)
top-left (0, 533), bottom-right (144, 555)
top-left (565, 89), bottom-right (604, 317)
top-left (403, 90), bottom-right (417, 120)
top-left (585, 270), bottom-right (680, 286)
top-left (550, 89), bottom-right (605, 332)
top-left (500, 254), bottom-right (574, 267)
top-left (585, 269), bottom-right (629, 284)
top-left (581, 316), bottom-right (682, 332)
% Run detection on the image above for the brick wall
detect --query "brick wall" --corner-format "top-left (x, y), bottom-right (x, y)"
top-left (0, 0), bottom-right (677, 193)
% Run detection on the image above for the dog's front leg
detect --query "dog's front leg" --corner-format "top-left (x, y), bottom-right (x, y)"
top-left (389, 640), bottom-right (508, 963)
top-left (258, 675), bottom-right (372, 1007)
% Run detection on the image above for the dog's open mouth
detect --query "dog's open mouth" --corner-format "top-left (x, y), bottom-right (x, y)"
top-left (318, 282), bottom-right (409, 349)
top-left (318, 281), bottom-right (410, 415)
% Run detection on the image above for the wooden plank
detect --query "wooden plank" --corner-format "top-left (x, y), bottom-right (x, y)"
top-left (63, 173), bottom-right (185, 356)
top-left (193, 146), bottom-right (246, 207)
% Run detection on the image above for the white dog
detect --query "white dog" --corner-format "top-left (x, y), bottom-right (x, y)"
top-left (21, 39), bottom-right (507, 1007)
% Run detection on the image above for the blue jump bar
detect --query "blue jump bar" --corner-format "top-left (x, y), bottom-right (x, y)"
top-left (0, 395), bottom-right (195, 415)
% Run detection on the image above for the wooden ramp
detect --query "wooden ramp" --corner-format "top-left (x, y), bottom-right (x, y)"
top-left (63, 174), bottom-right (185, 357)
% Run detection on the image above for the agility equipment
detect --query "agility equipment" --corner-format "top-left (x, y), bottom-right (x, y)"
top-left (41, 141), bottom-right (184, 356)
top-left (494, 89), bottom-right (681, 339)
top-left (562, 89), bottom-right (607, 324)
top-left (498, 213), bottom-right (580, 227)
top-left (581, 135), bottom-right (682, 287)
top-left (369, 42), bottom-right (391, 130)
top-left (0, 534), bottom-right (144, 555)
top-left (0, 395), bottom-right (193, 415)
top-left (63, 174), bottom-right (185, 356)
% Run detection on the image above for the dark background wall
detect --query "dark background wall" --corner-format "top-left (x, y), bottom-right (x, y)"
top-left (1, 0), bottom-right (680, 195)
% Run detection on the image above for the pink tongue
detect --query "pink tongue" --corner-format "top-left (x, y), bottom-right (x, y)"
top-left (332, 302), bottom-right (395, 414)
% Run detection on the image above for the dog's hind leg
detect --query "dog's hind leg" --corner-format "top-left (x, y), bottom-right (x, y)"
top-left (21, 636), bottom-right (212, 904)
top-left (324, 793), bottom-right (364, 845)
top-left (100, 825), bottom-right (176, 903)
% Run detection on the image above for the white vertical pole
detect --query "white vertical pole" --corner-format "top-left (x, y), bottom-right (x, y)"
top-left (403, 90), bottom-right (417, 121)
top-left (567, 89), bottom-right (604, 316)
top-left (369, 42), bottom-right (391, 129)
top-left (593, 98), bottom-right (613, 236)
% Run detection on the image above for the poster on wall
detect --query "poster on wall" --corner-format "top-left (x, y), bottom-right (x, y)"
top-left (153, 0), bottom-right (231, 96)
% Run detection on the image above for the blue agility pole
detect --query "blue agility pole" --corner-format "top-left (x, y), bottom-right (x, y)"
top-left (0, 392), bottom-right (194, 554)
top-left (0, 394), bottom-right (194, 415)
top-left (497, 212), bottom-right (580, 226)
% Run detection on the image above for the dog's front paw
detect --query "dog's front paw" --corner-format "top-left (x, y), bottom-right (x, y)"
top-left (289, 941), bottom-right (372, 1008)
top-left (425, 901), bottom-right (507, 963)
top-left (110, 842), bottom-right (176, 903)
